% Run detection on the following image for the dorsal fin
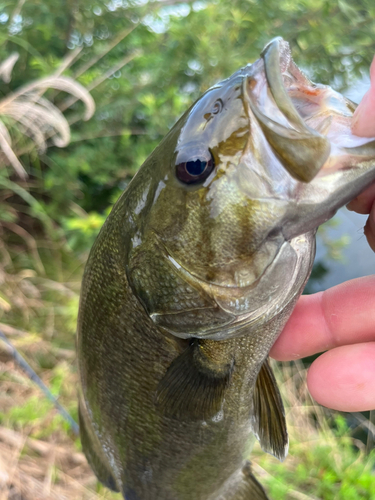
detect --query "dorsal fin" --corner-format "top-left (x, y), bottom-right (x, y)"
top-left (252, 357), bottom-right (288, 461)
top-left (156, 339), bottom-right (233, 420)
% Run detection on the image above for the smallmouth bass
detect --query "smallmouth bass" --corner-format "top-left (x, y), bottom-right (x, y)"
top-left (77, 38), bottom-right (375, 500)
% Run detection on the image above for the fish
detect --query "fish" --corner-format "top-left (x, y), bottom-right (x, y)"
top-left (77, 37), bottom-right (375, 500)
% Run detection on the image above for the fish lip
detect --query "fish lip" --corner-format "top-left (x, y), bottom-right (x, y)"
top-left (260, 37), bottom-right (317, 134)
top-left (246, 38), bottom-right (375, 177)
top-left (244, 37), bottom-right (333, 182)
top-left (245, 37), bottom-right (313, 133)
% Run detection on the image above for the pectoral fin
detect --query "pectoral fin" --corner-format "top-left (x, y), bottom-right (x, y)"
top-left (252, 357), bottom-right (288, 461)
top-left (156, 338), bottom-right (233, 419)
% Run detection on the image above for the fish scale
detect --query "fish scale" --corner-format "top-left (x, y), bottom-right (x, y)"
top-left (77, 38), bottom-right (375, 499)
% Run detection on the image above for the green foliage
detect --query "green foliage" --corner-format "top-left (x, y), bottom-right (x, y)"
top-left (3, 395), bottom-right (53, 427)
top-left (63, 209), bottom-right (109, 252)
top-left (255, 415), bottom-right (375, 500)
top-left (0, 1), bottom-right (374, 498)
top-left (2, 0), bottom-right (375, 220)
top-left (1, 0), bottom-right (374, 264)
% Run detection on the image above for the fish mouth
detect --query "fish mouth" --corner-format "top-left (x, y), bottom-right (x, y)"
top-left (245, 37), bottom-right (375, 183)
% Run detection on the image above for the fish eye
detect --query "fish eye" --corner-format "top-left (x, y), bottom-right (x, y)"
top-left (176, 150), bottom-right (215, 184)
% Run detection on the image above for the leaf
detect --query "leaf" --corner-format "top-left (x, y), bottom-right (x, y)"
top-left (0, 75), bottom-right (95, 176)
top-left (0, 53), bottom-right (19, 83)
top-left (0, 120), bottom-right (26, 178)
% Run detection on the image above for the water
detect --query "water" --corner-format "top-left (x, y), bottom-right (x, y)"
top-left (311, 208), bottom-right (374, 292)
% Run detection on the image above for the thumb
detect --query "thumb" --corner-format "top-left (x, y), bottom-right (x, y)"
top-left (351, 56), bottom-right (375, 137)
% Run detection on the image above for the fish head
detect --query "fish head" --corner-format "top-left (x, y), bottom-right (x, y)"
top-left (126, 38), bottom-right (375, 341)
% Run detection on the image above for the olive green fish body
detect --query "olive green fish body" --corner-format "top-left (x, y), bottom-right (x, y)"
top-left (78, 38), bottom-right (375, 499)
top-left (78, 163), bottom-right (312, 499)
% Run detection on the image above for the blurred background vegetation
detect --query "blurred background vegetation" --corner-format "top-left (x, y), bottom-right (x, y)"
top-left (0, 0), bottom-right (375, 498)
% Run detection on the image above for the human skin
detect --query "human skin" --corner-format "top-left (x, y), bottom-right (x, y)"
top-left (271, 57), bottom-right (375, 412)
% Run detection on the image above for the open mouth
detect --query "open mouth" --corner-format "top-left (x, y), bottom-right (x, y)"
top-left (245, 37), bottom-right (375, 183)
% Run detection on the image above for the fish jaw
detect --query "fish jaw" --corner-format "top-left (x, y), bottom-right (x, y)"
top-left (244, 37), bottom-right (375, 240)
top-left (140, 230), bottom-right (315, 341)
top-left (126, 37), bottom-right (375, 341)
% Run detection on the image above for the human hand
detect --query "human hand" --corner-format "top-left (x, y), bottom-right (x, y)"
top-left (270, 277), bottom-right (375, 412)
top-left (348, 55), bottom-right (375, 251)
top-left (271, 58), bottom-right (375, 412)
top-left (351, 56), bottom-right (375, 138)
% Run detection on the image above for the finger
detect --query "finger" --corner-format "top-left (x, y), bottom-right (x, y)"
top-left (307, 342), bottom-right (375, 412)
top-left (270, 275), bottom-right (375, 361)
top-left (351, 56), bottom-right (375, 137)
top-left (364, 201), bottom-right (375, 251)
top-left (347, 183), bottom-right (375, 214)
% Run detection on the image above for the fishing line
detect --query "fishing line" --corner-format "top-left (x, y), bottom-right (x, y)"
top-left (0, 329), bottom-right (79, 436)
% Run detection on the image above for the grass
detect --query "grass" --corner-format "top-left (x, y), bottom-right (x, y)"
top-left (1, 318), bottom-right (375, 499)
top-left (252, 362), bottom-right (375, 500)
top-left (0, 174), bottom-right (373, 499)
top-left (0, 324), bottom-right (122, 499)
top-left (1, 25), bottom-right (372, 498)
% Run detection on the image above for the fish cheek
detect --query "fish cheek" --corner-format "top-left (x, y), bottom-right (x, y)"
top-left (127, 234), bottom-right (234, 337)
top-left (147, 185), bottom-right (187, 238)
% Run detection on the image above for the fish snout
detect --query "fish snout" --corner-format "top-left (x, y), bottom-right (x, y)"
top-left (244, 37), bottom-right (331, 183)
